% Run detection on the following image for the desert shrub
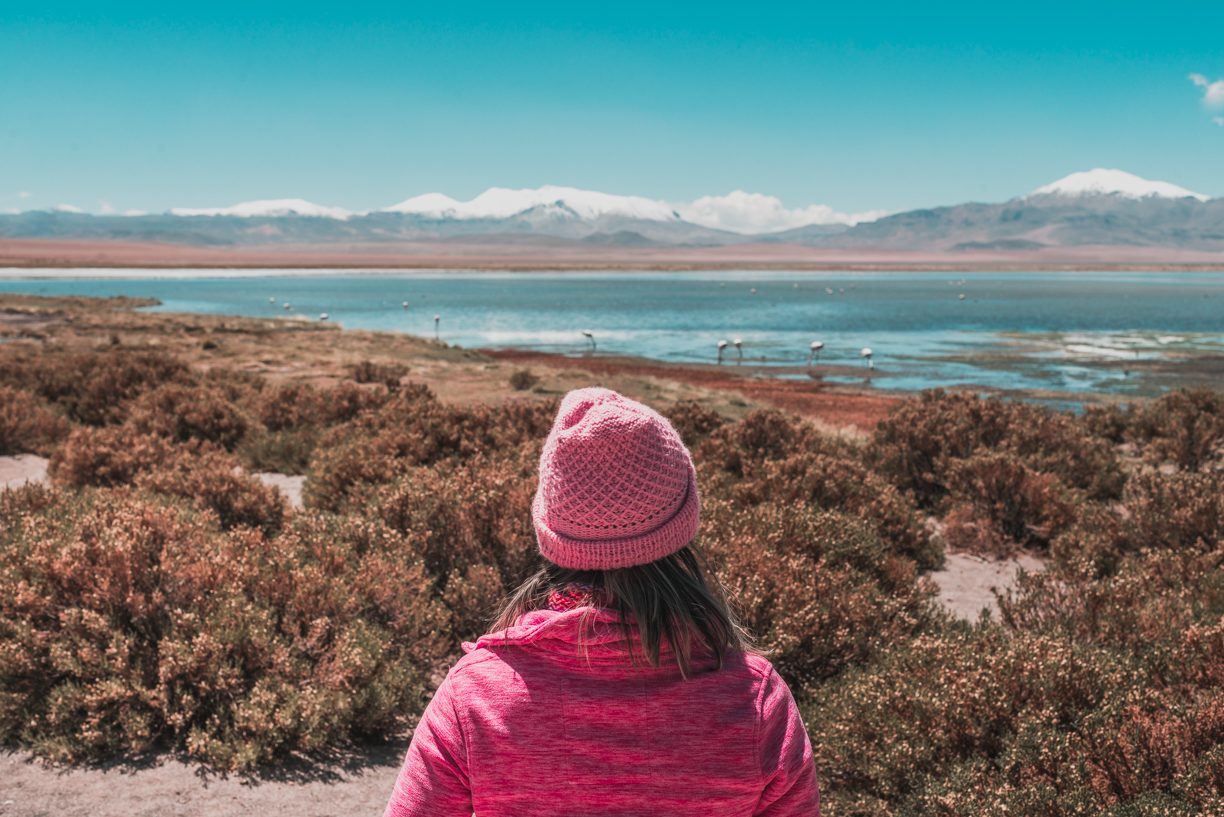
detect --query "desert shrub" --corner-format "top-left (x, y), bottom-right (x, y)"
top-left (126, 384), bottom-right (250, 450)
top-left (49, 426), bottom-right (176, 487)
top-left (135, 450), bottom-right (287, 535)
top-left (940, 452), bottom-right (1079, 556)
top-left (868, 389), bottom-right (1125, 507)
top-left (349, 360), bottom-right (409, 390)
top-left (1128, 387), bottom-right (1224, 472)
top-left (694, 409), bottom-right (938, 568)
top-left (700, 499), bottom-right (937, 686)
top-left (0, 350), bottom-right (195, 426)
top-left (238, 427), bottom-right (319, 475)
top-left (0, 386), bottom-right (70, 455)
top-left (1081, 402), bottom-right (1135, 443)
top-left (304, 390), bottom-right (554, 511)
top-left (1123, 471), bottom-right (1224, 554)
top-left (664, 399), bottom-right (725, 447)
top-left (0, 486), bottom-right (448, 769)
top-left (508, 369), bottom-right (538, 391)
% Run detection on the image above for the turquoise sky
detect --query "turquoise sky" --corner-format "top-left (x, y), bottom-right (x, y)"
top-left (3, 2), bottom-right (1222, 216)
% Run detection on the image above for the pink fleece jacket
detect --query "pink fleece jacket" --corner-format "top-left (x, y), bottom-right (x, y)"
top-left (384, 607), bottom-right (820, 817)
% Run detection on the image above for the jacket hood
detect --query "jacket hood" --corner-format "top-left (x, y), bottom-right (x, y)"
top-left (464, 607), bottom-right (630, 658)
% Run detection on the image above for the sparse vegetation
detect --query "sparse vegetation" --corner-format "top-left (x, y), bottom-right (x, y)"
top-left (0, 318), bottom-right (1222, 814)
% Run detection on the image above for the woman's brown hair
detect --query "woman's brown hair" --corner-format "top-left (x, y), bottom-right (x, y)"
top-left (489, 544), bottom-right (756, 678)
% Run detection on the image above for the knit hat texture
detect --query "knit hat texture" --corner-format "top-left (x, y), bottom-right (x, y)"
top-left (533, 388), bottom-right (700, 570)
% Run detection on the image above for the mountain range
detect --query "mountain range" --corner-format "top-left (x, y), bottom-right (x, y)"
top-left (2, 169), bottom-right (1221, 253)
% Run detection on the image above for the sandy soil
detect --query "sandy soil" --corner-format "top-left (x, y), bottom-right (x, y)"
top-left (931, 552), bottom-right (1048, 620)
top-left (0, 743), bottom-right (407, 817)
top-left (3, 238), bottom-right (1224, 271)
top-left (254, 473), bottom-right (305, 508)
top-left (0, 455), bottom-right (48, 490)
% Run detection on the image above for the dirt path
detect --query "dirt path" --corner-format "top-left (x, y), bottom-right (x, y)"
top-left (931, 552), bottom-right (1048, 620)
top-left (0, 743), bottom-right (407, 817)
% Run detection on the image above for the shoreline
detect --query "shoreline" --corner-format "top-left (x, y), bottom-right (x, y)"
top-left (4, 238), bottom-right (1224, 273)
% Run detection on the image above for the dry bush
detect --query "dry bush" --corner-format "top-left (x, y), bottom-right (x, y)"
top-left (1128, 387), bottom-right (1224, 472)
top-left (664, 400), bottom-right (725, 447)
top-left (126, 384), bottom-right (250, 450)
top-left (0, 350), bottom-right (194, 426)
top-left (49, 426), bottom-right (176, 487)
top-left (135, 450), bottom-right (287, 535)
top-left (0, 486), bottom-right (448, 770)
top-left (1081, 402), bottom-right (1135, 443)
top-left (1123, 471), bottom-right (1224, 554)
top-left (304, 390), bottom-right (554, 511)
top-left (0, 386), bottom-right (70, 455)
top-left (349, 360), bottom-right (409, 391)
top-left (508, 369), bottom-right (538, 391)
top-left (867, 389), bottom-right (1125, 507)
top-left (695, 409), bottom-right (938, 569)
top-left (940, 452), bottom-right (1079, 555)
top-left (238, 428), bottom-right (319, 475)
top-left (700, 499), bottom-right (937, 687)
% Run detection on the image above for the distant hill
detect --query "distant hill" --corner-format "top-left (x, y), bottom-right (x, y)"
top-left (2, 169), bottom-right (1219, 252)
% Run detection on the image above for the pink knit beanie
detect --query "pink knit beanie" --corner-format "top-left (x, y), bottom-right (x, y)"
top-left (532, 388), bottom-right (700, 570)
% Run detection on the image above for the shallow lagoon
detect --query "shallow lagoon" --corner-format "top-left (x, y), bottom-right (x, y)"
top-left (2, 269), bottom-right (1222, 400)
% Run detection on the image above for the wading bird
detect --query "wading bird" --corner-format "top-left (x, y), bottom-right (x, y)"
top-left (807, 341), bottom-right (824, 364)
top-left (434, 315), bottom-right (440, 340)
top-left (733, 338), bottom-right (742, 363)
top-left (717, 340), bottom-right (728, 364)
top-left (862, 348), bottom-right (873, 369)
top-left (582, 330), bottom-right (596, 351)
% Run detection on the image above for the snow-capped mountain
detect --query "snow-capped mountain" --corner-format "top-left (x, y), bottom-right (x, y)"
top-left (1027, 168), bottom-right (1209, 202)
top-left (8, 170), bottom-right (1219, 251)
top-left (169, 199), bottom-right (355, 219)
top-left (383, 185), bottom-right (681, 223)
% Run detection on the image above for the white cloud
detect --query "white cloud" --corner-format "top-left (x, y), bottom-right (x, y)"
top-left (1190, 73), bottom-right (1224, 108)
top-left (671, 190), bottom-right (887, 234)
top-left (124, 209), bottom-right (148, 216)
top-left (4, 208), bottom-right (18, 215)
top-left (54, 203), bottom-right (85, 213)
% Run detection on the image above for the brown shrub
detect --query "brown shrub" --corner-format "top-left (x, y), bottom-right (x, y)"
top-left (700, 499), bottom-right (936, 686)
top-left (0, 386), bottom-right (70, 455)
top-left (941, 452), bottom-right (1079, 554)
top-left (0, 488), bottom-right (446, 769)
top-left (723, 451), bottom-right (939, 569)
top-left (126, 384), bottom-right (250, 450)
top-left (1128, 387), bottom-right (1224, 472)
top-left (867, 389), bottom-right (1125, 506)
top-left (1123, 471), bottom-right (1224, 554)
top-left (664, 400), bottom-right (725, 448)
top-left (508, 369), bottom-right (538, 391)
top-left (49, 426), bottom-right (176, 488)
top-left (349, 360), bottom-right (409, 391)
top-left (304, 391), bottom-right (554, 511)
top-left (0, 350), bottom-right (195, 426)
top-left (136, 450), bottom-right (287, 535)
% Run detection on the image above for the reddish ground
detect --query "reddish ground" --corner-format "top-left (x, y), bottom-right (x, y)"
top-left (485, 350), bottom-right (901, 431)
top-left (3, 238), bottom-right (1224, 270)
